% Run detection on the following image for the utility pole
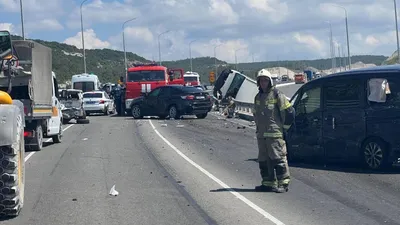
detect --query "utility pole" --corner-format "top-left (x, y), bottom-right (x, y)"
top-left (80, 0), bottom-right (89, 74)
top-left (19, 0), bottom-right (25, 40)
top-left (394, 0), bottom-right (400, 63)
top-left (122, 18), bottom-right (137, 76)
top-left (158, 30), bottom-right (170, 66)
top-left (189, 40), bottom-right (197, 72)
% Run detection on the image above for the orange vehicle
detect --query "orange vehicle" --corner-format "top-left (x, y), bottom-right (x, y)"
top-left (294, 73), bottom-right (307, 84)
top-left (124, 63), bottom-right (185, 112)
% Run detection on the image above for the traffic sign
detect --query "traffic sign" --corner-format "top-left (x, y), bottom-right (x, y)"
top-left (209, 71), bottom-right (215, 83)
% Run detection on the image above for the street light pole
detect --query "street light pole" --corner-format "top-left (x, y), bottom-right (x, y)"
top-left (332, 4), bottom-right (351, 69)
top-left (19, 0), bottom-right (25, 40)
top-left (326, 21), bottom-right (335, 73)
top-left (158, 30), bottom-right (170, 66)
top-left (235, 48), bottom-right (245, 70)
top-left (80, 0), bottom-right (89, 74)
top-left (189, 40), bottom-right (197, 72)
top-left (394, 0), bottom-right (400, 64)
top-left (122, 18), bottom-right (137, 76)
top-left (214, 44), bottom-right (222, 76)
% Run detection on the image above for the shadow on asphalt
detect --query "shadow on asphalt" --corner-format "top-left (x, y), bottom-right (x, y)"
top-left (289, 161), bottom-right (400, 174)
top-left (210, 188), bottom-right (257, 193)
top-left (245, 158), bottom-right (400, 174)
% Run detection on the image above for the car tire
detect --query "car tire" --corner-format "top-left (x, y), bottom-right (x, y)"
top-left (30, 124), bottom-right (43, 151)
top-left (62, 118), bottom-right (70, 124)
top-left (0, 130), bottom-right (25, 217)
top-left (195, 113), bottom-right (207, 119)
top-left (77, 118), bottom-right (90, 124)
top-left (52, 123), bottom-right (62, 143)
top-left (131, 105), bottom-right (142, 119)
top-left (168, 105), bottom-right (179, 119)
top-left (361, 138), bottom-right (389, 170)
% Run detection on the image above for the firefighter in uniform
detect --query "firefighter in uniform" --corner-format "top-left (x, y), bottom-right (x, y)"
top-left (253, 69), bottom-right (295, 193)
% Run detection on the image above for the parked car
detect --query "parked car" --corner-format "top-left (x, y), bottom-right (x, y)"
top-left (286, 65), bottom-right (400, 170)
top-left (59, 89), bottom-right (89, 124)
top-left (130, 85), bottom-right (213, 119)
top-left (83, 91), bottom-right (115, 115)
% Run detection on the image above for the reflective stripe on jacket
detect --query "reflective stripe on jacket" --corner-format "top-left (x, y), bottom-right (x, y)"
top-left (253, 87), bottom-right (293, 139)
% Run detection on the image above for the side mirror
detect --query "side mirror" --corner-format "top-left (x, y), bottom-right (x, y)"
top-left (169, 74), bottom-right (174, 81)
top-left (0, 30), bottom-right (12, 61)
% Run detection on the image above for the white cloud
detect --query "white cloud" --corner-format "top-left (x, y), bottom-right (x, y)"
top-left (66, 0), bottom-right (141, 29)
top-left (244, 0), bottom-right (289, 23)
top-left (0, 23), bottom-right (14, 33)
top-left (293, 32), bottom-right (325, 57)
top-left (64, 29), bottom-right (110, 49)
top-left (365, 36), bottom-right (380, 46)
top-left (26, 19), bottom-right (63, 31)
top-left (208, 0), bottom-right (239, 25)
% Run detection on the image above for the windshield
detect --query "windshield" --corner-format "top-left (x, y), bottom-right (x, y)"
top-left (83, 93), bottom-right (103, 98)
top-left (184, 76), bottom-right (198, 82)
top-left (73, 82), bottom-right (95, 92)
top-left (127, 70), bottom-right (165, 82)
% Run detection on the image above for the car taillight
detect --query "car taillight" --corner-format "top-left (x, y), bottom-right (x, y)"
top-left (24, 131), bottom-right (32, 137)
top-left (99, 100), bottom-right (105, 104)
top-left (181, 95), bottom-right (195, 100)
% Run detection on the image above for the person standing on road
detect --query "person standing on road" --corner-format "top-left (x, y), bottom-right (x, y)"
top-left (253, 69), bottom-right (295, 193)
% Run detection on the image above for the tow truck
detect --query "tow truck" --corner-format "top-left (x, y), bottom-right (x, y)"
top-left (123, 63), bottom-right (185, 115)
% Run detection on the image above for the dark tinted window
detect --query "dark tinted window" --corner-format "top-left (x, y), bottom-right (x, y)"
top-left (324, 81), bottom-right (361, 109)
top-left (226, 73), bottom-right (245, 98)
top-left (296, 86), bottom-right (321, 115)
top-left (74, 82), bottom-right (95, 92)
top-left (181, 86), bottom-right (203, 93)
top-left (128, 70), bottom-right (165, 82)
top-left (148, 88), bottom-right (161, 97)
top-left (184, 77), bottom-right (198, 82)
top-left (83, 93), bottom-right (102, 98)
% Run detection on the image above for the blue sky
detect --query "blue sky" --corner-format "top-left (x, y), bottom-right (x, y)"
top-left (0, 0), bottom-right (398, 63)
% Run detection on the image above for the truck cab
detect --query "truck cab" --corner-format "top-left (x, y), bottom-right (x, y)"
top-left (184, 71), bottom-right (201, 86)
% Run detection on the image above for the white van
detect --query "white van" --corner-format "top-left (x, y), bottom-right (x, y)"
top-left (71, 73), bottom-right (101, 92)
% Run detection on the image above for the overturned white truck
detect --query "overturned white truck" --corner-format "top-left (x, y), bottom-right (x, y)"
top-left (0, 31), bottom-right (63, 216)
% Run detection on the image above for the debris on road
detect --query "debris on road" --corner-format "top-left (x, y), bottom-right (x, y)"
top-left (176, 125), bottom-right (185, 128)
top-left (161, 124), bottom-right (168, 127)
top-left (237, 126), bottom-right (246, 129)
top-left (109, 185), bottom-right (119, 196)
top-left (82, 138), bottom-right (88, 141)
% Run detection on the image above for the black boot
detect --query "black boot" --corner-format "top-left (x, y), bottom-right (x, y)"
top-left (255, 185), bottom-right (278, 192)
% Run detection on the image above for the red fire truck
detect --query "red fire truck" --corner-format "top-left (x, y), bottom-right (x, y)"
top-left (123, 63), bottom-right (185, 113)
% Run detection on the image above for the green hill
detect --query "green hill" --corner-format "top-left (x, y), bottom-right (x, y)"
top-left (10, 35), bottom-right (388, 84)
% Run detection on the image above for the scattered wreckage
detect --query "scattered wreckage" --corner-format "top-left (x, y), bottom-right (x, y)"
top-left (59, 89), bottom-right (89, 124)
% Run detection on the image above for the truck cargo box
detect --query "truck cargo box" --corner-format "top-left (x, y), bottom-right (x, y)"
top-left (0, 40), bottom-right (53, 118)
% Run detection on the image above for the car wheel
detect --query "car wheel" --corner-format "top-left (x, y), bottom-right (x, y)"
top-left (361, 138), bottom-right (389, 170)
top-left (168, 105), bottom-right (179, 119)
top-left (52, 123), bottom-right (62, 143)
top-left (131, 105), bottom-right (142, 119)
top-left (195, 113), bottom-right (207, 119)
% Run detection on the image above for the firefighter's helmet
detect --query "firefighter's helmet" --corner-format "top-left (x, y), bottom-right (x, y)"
top-left (0, 91), bottom-right (12, 104)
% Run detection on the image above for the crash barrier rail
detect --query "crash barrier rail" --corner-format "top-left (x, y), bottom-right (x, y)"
top-left (233, 94), bottom-right (292, 122)
top-left (233, 100), bottom-right (255, 121)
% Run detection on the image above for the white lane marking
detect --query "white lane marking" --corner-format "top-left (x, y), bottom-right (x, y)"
top-left (24, 124), bottom-right (74, 162)
top-left (148, 120), bottom-right (285, 225)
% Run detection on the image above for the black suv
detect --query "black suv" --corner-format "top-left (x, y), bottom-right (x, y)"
top-left (130, 85), bottom-right (212, 119)
top-left (287, 65), bottom-right (400, 170)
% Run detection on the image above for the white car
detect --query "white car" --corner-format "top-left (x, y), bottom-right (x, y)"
top-left (83, 91), bottom-right (115, 115)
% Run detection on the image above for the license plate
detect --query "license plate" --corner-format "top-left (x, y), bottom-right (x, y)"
top-left (196, 96), bottom-right (205, 100)
top-left (86, 101), bottom-right (96, 104)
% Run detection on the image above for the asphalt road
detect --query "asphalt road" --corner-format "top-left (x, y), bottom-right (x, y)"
top-left (3, 84), bottom-right (400, 225)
